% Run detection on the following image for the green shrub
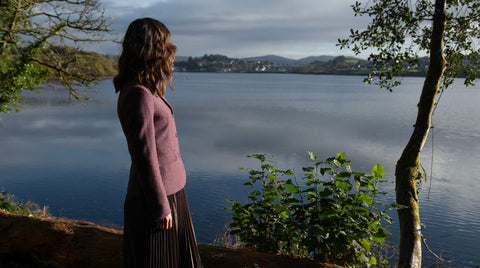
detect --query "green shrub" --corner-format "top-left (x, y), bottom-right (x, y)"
top-left (227, 152), bottom-right (399, 267)
top-left (0, 190), bottom-right (49, 217)
top-left (0, 190), bottom-right (33, 215)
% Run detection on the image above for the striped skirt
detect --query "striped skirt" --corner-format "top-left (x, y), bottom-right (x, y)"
top-left (123, 189), bottom-right (202, 268)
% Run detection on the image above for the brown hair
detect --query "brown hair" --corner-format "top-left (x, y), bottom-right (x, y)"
top-left (114, 18), bottom-right (177, 96)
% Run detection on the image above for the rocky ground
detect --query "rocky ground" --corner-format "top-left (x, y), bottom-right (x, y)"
top-left (0, 210), bottom-right (340, 267)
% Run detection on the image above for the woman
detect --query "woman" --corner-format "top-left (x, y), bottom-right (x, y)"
top-left (114, 18), bottom-right (202, 268)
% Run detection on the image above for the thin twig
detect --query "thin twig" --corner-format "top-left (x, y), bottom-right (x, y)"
top-left (421, 234), bottom-right (445, 263)
top-left (292, 169), bottom-right (304, 210)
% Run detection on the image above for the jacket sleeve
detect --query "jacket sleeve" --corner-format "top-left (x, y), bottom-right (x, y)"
top-left (120, 87), bottom-right (170, 221)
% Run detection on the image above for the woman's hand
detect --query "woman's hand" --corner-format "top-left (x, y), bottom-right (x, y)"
top-left (157, 213), bottom-right (173, 230)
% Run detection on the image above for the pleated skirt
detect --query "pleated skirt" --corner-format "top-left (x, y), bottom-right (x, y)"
top-left (123, 189), bottom-right (202, 268)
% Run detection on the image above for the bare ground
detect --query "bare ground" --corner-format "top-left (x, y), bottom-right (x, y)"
top-left (0, 210), bottom-right (340, 268)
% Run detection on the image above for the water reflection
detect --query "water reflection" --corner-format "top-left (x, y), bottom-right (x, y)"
top-left (0, 74), bottom-right (479, 266)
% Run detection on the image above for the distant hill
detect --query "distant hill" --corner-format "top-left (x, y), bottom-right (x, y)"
top-left (175, 56), bottom-right (189, 62)
top-left (38, 46), bottom-right (118, 78)
top-left (296, 56), bottom-right (337, 64)
top-left (240, 55), bottom-right (364, 65)
top-left (241, 55), bottom-right (298, 65)
top-left (177, 54), bottom-right (366, 65)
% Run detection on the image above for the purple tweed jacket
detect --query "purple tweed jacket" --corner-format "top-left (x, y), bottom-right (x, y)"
top-left (117, 84), bottom-right (186, 221)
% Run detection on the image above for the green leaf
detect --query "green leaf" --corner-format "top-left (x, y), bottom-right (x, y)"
top-left (346, 164), bottom-right (352, 174)
top-left (372, 164), bottom-right (385, 179)
top-left (303, 166), bottom-right (315, 172)
top-left (358, 194), bottom-right (373, 205)
top-left (359, 254), bottom-right (369, 263)
top-left (285, 183), bottom-right (299, 193)
top-left (371, 228), bottom-right (386, 242)
top-left (332, 159), bottom-right (342, 169)
top-left (336, 152), bottom-right (346, 159)
top-left (320, 167), bottom-right (334, 175)
top-left (266, 174), bottom-right (277, 181)
top-left (336, 180), bottom-right (352, 191)
top-left (359, 238), bottom-right (371, 251)
top-left (308, 151), bottom-right (319, 161)
top-left (338, 171), bottom-right (352, 178)
top-left (263, 164), bottom-right (275, 171)
top-left (264, 196), bottom-right (275, 203)
top-left (279, 211), bottom-right (288, 219)
top-left (368, 256), bottom-right (377, 265)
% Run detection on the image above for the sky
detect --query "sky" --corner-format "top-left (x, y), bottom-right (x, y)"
top-left (94, 0), bottom-right (370, 59)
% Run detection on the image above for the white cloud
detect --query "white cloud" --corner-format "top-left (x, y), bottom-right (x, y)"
top-left (103, 0), bottom-right (170, 9)
top-left (97, 0), bottom-right (369, 58)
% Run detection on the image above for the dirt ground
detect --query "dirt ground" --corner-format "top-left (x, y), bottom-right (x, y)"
top-left (0, 209), bottom-right (340, 268)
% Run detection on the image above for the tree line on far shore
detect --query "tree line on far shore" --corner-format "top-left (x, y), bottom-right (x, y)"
top-left (34, 50), bottom-right (432, 78)
top-left (174, 54), bottom-right (431, 76)
top-left (36, 49), bottom-right (433, 78)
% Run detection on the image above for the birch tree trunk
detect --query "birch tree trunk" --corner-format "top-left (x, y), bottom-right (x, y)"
top-left (395, 0), bottom-right (447, 267)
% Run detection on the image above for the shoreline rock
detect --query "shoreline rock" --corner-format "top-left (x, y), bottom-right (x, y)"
top-left (0, 210), bottom-right (340, 267)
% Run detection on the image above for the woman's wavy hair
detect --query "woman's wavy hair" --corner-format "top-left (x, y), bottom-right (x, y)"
top-left (114, 18), bottom-right (177, 96)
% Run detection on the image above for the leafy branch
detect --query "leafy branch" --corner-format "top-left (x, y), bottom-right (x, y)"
top-left (0, 0), bottom-right (111, 116)
top-left (227, 152), bottom-right (400, 267)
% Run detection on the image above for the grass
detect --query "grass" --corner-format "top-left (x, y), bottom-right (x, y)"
top-left (0, 190), bottom-right (50, 217)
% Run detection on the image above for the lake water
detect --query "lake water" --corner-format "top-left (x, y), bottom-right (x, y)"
top-left (0, 73), bottom-right (479, 266)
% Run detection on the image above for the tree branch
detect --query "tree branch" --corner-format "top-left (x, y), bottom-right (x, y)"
top-left (421, 235), bottom-right (446, 263)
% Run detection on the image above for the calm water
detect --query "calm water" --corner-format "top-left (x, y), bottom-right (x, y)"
top-left (1, 73), bottom-right (479, 266)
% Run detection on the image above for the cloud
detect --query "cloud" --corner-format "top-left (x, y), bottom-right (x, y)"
top-left (99, 0), bottom-right (368, 58)
top-left (103, 0), bottom-right (170, 9)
